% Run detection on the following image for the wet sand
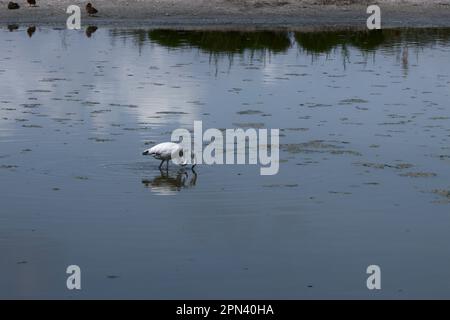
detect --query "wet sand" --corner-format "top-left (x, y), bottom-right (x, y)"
top-left (1, 0), bottom-right (450, 29)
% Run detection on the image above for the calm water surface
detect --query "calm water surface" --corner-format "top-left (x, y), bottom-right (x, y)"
top-left (1, 27), bottom-right (450, 298)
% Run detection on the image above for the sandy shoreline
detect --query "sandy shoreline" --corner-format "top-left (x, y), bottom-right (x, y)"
top-left (1, 1), bottom-right (450, 29)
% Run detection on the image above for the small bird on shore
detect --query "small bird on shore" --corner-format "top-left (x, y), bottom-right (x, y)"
top-left (142, 142), bottom-right (196, 170)
top-left (27, 0), bottom-right (37, 7)
top-left (7, 2), bottom-right (20, 9)
top-left (27, 26), bottom-right (36, 37)
top-left (7, 24), bottom-right (19, 31)
top-left (86, 3), bottom-right (98, 16)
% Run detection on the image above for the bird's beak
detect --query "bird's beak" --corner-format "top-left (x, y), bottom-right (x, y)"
top-left (142, 150), bottom-right (149, 156)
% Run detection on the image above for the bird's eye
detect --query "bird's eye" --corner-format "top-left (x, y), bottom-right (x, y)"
top-left (179, 150), bottom-right (183, 157)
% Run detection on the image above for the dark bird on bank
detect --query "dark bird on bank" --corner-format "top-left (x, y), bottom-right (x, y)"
top-left (7, 24), bottom-right (19, 31)
top-left (27, 26), bottom-right (36, 37)
top-left (27, 0), bottom-right (37, 7)
top-left (86, 3), bottom-right (98, 16)
top-left (7, 2), bottom-right (20, 9)
top-left (85, 26), bottom-right (98, 38)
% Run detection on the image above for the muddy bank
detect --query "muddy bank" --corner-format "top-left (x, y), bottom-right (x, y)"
top-left (1, 1), bottom-right (450, 29)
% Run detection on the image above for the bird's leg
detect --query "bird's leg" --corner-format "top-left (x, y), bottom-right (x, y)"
top-left (159, 160), bottom-right (164, 170)
top-left (190, 170), bottom-right (197, 186)
top-left (161, 160), bottom-right (168, 173)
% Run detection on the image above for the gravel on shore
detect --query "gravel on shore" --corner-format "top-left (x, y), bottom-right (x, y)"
top-left (1, 0), bottom-right (450, 29)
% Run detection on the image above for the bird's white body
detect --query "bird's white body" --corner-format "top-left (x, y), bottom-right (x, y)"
top-left (146, 142), bottom-right (183, 161)
top-left (142, 142), bottom-right (195, 170)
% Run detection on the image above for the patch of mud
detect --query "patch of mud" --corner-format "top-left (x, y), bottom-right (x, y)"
top-left (0, 164), bottom-right (18, 170)
top-left (263, 184), bottom-right (299, 188)
top-left (399, 172), bottom-right (437, 178)
top-left (432, 189), bottom-right (450, 204)
top-left (281, 140), bottom-right (361, 156)
top-left (233, 122), bottom-right (265, 129)
top-left (236, 110), bottom-right (263, 115)
top-left (355, 162), bottom-right (414, 170)
top-left (88, 137), bottom-right (115, 143)
top-left (338, 98), bottom-right (369, 105)
top-left (156, 111), bottom-right (188, 115)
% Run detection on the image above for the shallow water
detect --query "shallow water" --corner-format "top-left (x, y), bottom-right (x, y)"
top-left (1, 27), bottom-right (450, 299)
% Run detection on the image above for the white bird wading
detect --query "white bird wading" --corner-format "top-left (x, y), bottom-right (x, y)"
top-left (142, 142), bottom-right (196, 170)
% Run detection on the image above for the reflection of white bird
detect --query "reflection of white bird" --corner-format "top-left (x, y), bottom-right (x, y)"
top-left (141, 169), bottom-right (197, 196)
top-left (142, 142), bottom-right (196, 170)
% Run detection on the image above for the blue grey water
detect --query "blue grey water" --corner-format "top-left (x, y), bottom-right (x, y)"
top-left (1, 27), bottom-right (450, 298)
